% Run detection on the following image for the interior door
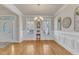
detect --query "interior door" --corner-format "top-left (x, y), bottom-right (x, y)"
top-left (0, 16), bottom-right (16, 42)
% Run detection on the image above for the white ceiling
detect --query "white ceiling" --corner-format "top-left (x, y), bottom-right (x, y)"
top-left (15, 4), bottom-right (64, 16)
top-left (0, 5), bottom-right (8, 10)
top-left (0, 5), bottom-right (16, 15)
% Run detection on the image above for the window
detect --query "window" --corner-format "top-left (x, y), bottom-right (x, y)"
top-left (43, 20), bottom-right (50, 35)
top-left (3, 22), bottom-right (9, 33)
top-left (26, 21), bottom-right (34, 34)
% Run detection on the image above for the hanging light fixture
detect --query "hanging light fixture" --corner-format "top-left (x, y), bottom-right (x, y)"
top-left (39, 16), bottom-right (44, 21)
top-left (34, 4), bottom-right (44, 21)
top-left (34, 16), bottom-right (44, 21)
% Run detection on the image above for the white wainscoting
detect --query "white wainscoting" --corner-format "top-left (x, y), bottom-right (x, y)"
top-left (54, 31), bottom-right (79, 55)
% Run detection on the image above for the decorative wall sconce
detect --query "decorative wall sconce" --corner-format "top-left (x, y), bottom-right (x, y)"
top-left (57, 17), bottom-right (61, 30)
top-left (75, 7), bottom-right (79, 15)
top-left (74, 7), bottom-right (79, 32)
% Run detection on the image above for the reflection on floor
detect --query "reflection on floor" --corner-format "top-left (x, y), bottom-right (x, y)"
top-left (0, 40), bottom-right (71, 55)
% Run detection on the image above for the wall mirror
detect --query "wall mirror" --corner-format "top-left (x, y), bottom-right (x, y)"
top-left (62, 17), bottom-right (71, 29)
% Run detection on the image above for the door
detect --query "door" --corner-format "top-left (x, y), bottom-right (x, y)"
top-left (0, 16), bottom-right (16, 42)
top-left (35, 20), bottom-right (41, 40)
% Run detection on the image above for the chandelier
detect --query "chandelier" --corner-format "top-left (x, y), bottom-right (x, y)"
top-left (34, 16), bottom-right (44, 21)
top-left (34, 4), bottom-right (44, 21)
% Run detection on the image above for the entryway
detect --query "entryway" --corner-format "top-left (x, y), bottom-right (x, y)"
top-left (24, 16), bottom-right (53, 40)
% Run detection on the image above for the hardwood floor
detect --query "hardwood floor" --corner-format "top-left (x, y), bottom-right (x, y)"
top-left (0, 40), bottom-right (71, 55)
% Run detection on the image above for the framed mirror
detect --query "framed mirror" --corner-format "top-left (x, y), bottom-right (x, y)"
top-left (62, 17), bottom-right (71, 29)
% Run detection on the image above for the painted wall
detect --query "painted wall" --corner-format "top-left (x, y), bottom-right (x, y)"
top-left (54, 4), bottom-right (79, 54)
top-left (0, 5), bottom-right (19, 42)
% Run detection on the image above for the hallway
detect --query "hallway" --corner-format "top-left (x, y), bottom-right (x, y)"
top-left (0, 40), bottom-right (71, 55)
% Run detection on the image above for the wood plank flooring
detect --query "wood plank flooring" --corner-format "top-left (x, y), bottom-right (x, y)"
top-left (0, 40), bottom-right (71, 55)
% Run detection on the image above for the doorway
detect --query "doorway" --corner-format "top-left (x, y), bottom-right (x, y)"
top-left (25, 16), bottom-right (52, 40)
top-left (35, 17), bottom-right (52, 40)
top-left (35, 18), bottom-right (41, 40)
